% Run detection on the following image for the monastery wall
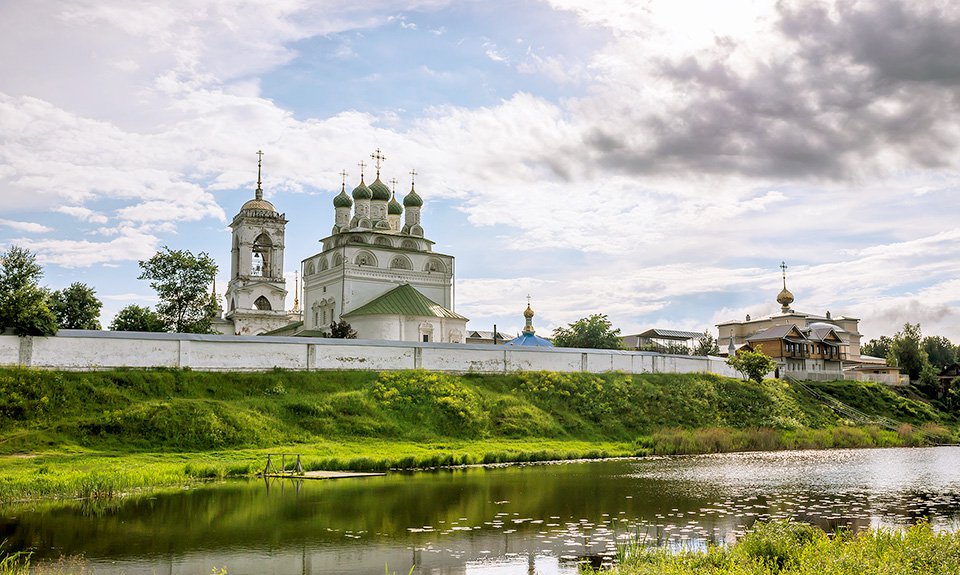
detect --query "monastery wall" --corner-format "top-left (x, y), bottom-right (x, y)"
top-left (0, 330), bottom-right (741, 378)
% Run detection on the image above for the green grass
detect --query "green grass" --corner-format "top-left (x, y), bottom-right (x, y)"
top-left (597, 521), bottom-right (960, 575)
top-left (0, 367), bottom-right (955, 502)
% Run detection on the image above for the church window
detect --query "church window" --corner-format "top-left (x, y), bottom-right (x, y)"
top-left (319, 258), bottom-right (329, 271)
top-left (323, 309), bottom-right (327, 324)
top-left (354, 251), bottom-right (377, 267)
top-left (254, 296), bottom-right (272, 310)
top-left (375, 237), bottom-right (392, 247)
top-left (307, 262), bottom-right (316, 275)
top-left (350, 235), bottom-right (366, 244)
top-left (251, 233), bottom-right (273, 277)
top-left (401, 239), bottom-right (418, 251)
top-left (333, 254), bottom-right (344, 266)
top-left (423, 334), bottom-right (430, 343)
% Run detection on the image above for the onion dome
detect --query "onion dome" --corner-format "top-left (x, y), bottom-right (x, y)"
top-left (369, 178), bottom-right (391, 201)
top-left (388, 192), bottom-right (403, 215)
top-left (777, 286), bottom-right (794, 311)
top-left (333, 186), bottom-right (353, 208)
top-left (403, 187), bottom-right (423, 207)
top-left (524, 304), bottom-right (534, 319)
top-left (352, 177), bottom-right (372, 200)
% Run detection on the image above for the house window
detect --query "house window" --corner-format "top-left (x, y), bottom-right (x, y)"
top-left (423, 334), bottom-right (430, 343)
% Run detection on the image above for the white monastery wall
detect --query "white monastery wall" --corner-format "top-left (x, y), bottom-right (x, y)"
top-left (0, 331), bottom-right (742, 378)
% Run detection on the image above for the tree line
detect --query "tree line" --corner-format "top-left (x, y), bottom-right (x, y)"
top-left (0, 245), bottom-right (218, 336)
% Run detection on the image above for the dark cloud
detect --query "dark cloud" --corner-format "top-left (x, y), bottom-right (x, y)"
top-left (578, 0), bottom-right (960, 182)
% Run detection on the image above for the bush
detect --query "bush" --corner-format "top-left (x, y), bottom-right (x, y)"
top-left (371, 371), bottom-right (488, 436)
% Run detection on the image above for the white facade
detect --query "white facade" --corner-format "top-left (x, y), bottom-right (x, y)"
top-left (300, 164), bottom-right (466, 342)
top-left (221, 157), bottom-right (300, 335)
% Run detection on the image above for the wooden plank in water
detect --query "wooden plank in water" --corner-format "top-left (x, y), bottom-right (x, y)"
top-left (261, 470), bottom-right (385, 480)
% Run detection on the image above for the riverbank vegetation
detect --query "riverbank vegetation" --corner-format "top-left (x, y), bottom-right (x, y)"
top-left (0, 367), bottom-right (956, 502)
top-left (595, 520), bottom-right (960, 575)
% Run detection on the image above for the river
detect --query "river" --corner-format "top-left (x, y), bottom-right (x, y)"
top-left (3, 446), bottom-right (960, 574)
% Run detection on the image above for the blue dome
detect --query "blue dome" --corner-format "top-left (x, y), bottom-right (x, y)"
top-left (504, 332), bottom-right (554, 347)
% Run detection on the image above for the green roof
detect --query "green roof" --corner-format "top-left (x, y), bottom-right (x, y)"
top-left (343, 284), bottom-right (467, 320)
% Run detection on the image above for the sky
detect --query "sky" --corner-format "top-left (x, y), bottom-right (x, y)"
top-left (1, 0), bottom-right (959, 342)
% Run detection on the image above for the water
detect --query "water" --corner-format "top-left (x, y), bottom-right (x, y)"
top-left (4, 447), bottom-right (960, 574)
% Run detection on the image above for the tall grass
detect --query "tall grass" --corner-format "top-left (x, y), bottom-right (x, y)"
top-left (598, 521), bottom-right (960, 575)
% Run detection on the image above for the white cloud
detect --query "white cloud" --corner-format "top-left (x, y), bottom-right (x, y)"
top-left (0, 219), bottom-right (53, 233)
top-left (15, 226), bottom-right (160, 268)
top-left (55, 206), bottom-right (109, 224)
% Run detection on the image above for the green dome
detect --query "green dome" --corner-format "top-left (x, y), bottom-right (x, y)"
top-left (352, 179), bottom-right (372, 200)
top-left (333, 188), bottom-right (353, 208)
top-left (403, 188), bottom-right (423, 207)
top-left (388, 194), bottom-right (403, 215)
top-left (369, 178), bottom-right (391, 201)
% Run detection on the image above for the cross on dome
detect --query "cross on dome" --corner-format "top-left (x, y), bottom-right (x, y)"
top-left (409, 169), bottom-right (417, 189)
top-left (371, 148), bottom-right (386, 178)
top-left (339, 169), bottom-right (348, 190)
top-left (357, 160), bottom-right (366, 181)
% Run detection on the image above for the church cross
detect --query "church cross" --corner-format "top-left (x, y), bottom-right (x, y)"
top-left (357, 160), bottom-right (366, 180)
top-left (780, 261), bottom-right (788, 287)
top-left (390, 177), bottom-right (398, 192)
top-left (339, 169), bottom-right (348, 190)
top-left (526, 294), bottom-right (531, 306)
top-left (409, 168), bottom-right (417, 187)
top-left (371, 148), bottom-right (386, 177)
top-left (255, 150), bottom-right (264, 198)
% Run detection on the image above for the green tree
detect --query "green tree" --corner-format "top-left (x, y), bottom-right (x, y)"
top-left (887, 323), bottom-right (933, 382)
top-left (861, 335), bottom-right (893, 359)
top-left (551, 314), bottom-right (624, 350)
top-left (50, 282), bottom-right (102, 329)
top-left (0, 245), bottom-right (57, 336)
top-left (726, 350), bottom-right (778, 384)
top-left (923, 335), bottom-right (957, 370)
top-left (328, 320), bottom-right (358, 339)
top-left (692, 331), bottom-right (721, 356)
top-left (138, 247), bottom-right (218, 333)
top-left (109, 304), bottom-right (166, 332)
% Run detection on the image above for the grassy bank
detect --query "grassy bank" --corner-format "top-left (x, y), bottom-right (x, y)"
top-left (596, 521), bottom-right (960, 575)
top-left (0, 367), bottom-right (955, 502)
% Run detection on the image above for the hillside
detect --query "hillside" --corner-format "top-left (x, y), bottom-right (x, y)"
top-left (0, 367), bottom-right (954, 501)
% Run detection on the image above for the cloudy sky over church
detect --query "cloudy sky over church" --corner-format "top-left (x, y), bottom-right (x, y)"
top-left (2, 0), bottom-right (959, 341)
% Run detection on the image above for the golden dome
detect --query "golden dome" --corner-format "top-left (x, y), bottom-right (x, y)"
top-left (777, 286), bottom-right (794, 309)
top-left (523, 304), bottom-right (534, 319)
top-left (240, 197), bottom-right (277, 213)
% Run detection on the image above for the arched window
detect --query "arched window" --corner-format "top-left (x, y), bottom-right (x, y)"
top-left (350, 235), bottom-right (367, 244)
top-left (354, 251), bottom-right (377, 267)
top-left (251, 233), bottom-right (273, 277)
top-left (254, 296), bottom-right (272, 310)
top-left (401, 239), bottom-right (418, 251)
top-left (390, 256), bottom-right (412, 270)
top-left (333, 254), bottom-right (344, 266)
top-left (319, 258), bottom-right (329, 271)
top-left (424, 258), bottom-right (446, 273)
top-left (307, 262), bottom-right (316, 276)
top-left (375, 236), bottom-right (392, 247)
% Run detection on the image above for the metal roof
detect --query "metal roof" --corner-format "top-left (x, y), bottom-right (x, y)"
top-left (632, 328), bottom-right (703, 340)
top-left (504, 332), bottom-right (554, 347)
top-left (746, 324), bottom-right (803, 341)
top-left (343, 284), bottom-right (468, 320)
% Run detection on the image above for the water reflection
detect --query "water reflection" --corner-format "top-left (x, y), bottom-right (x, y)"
top-left (3, 447), bottom-right (960, 575)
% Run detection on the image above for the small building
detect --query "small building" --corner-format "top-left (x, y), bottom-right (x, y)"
top-left (622, 329), bottom-right (703, 354)
top-left (745, 323), bottom-right (846, 375)
top-left (465, 330), bottom-right (510, 345)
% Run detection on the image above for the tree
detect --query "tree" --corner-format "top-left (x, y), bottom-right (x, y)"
top-left (551, 314), bottom-right (624, 350)
top-left (726, 350), bottom-right (778, 384)
top-left (50, 282), bottom-right (102, 329)
top-left (923, 335), bottom-right (957, 370)
top-left (138, 247), bottom-right (218, 333)
top-left (861, 335), bottom-right (893, 359)
top-left (887, 323), bottom-right (933, 382)
top-left (327, 320), bottom-right (358, 339)
top-left (0, 245), bottom-right (57, 336)
top-left (109, 305), bottom-right (166, 332)
top-left (692, 331), bottom-right (720, 356)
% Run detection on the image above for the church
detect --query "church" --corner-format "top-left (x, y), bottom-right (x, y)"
top-left (216, 150), bottom-right (468, 342)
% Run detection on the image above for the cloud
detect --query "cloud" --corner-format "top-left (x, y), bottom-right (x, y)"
top-left (15, 226), bottom-right (160, 268)
top-left (54, 206), bottom-right (109, 224)
top-left (0, 219), bottom-right (52, 233)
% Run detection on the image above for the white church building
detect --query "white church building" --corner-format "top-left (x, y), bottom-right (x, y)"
top-left (220, 150), bottom-right (468, 342)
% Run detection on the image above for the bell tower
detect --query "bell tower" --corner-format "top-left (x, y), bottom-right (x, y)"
top-left (223, 151), bottom-right (294, 335)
